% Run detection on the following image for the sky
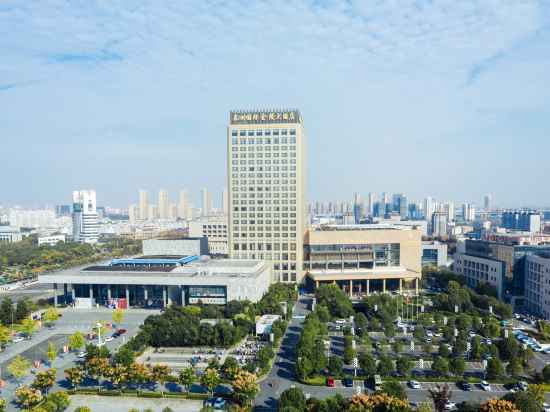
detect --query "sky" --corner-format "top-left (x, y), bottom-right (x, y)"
top-left (1, 0), bottom-right (550, 209)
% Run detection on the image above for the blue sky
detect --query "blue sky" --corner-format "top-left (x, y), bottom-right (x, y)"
top-left (1, 0), bottom-right (550, 208)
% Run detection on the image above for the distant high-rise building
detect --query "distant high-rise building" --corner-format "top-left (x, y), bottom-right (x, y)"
top-left (431, 212), bottom-right (448, 238)
top-left (424, 197), bottom-right (435, 222)
top-left (462, 202), bottom-right (476, 222)
top-left (222, 188), bottom-right (228, 215)
top-left (128, 204), bottom-right (138, 225)
top-left (393, 193), bottom-right (408, 218)
top-left (72, 190), bottom-right (99, 244)
top-left (484, 194), bottom-right (492, 211)
top-left (55, 205), bottom-right (71, 217)
top-left (353, 192), bottom-right (363, 224)
top-left (367, 192), bottom-right (376, 216)
top-left (228, 109), bottom-right (306, 283)
top-left (201, 188), bottom-right (212, 217)
top-left (502, 210), bottom-right (542, 233)
top-left (148, 204), bottom-right (158, 220)
top-left (158, 189), bottom-right (169, 219)
top-left (177, 190), bottom-right (188, 219)
top-left (138, 190), bottom-right (149, 220)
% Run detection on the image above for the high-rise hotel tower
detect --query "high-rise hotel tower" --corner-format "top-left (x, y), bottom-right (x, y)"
top-left (227, 109), bottom-right (306, 283)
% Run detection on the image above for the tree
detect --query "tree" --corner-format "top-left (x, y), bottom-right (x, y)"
top-left (449, 357), bottom-right (465, 377)
top-left (15, 386), bottom-right (43, 409)
top-left (359, 353), bottom-right (377, 377)
top-left (114, 345), bottom-right (135, 367)
top-left (315, 305), bottom-right (331, 323)
top-left (377, 355), bottom-right (394, 377)
top-left (8, 354), bottom-right (31, 383)
top-left (417, 401), bottom-right (434, 412)
top-left (327, 356), bottom-right (343, 377)
top-left (486, 358), bottom-right (504, 380)
top-left (43, 307), bottom-right (60, 326)
top-left (68, 331), bottom-right (85, 351)
top-left (112, 308), bottom-right (125, 327)
top-left (507, 358), bottom-right (523, 377)
top-left (527, 384), bottom-right (545, 408)
top-left (15, 298), bottom-right (31, 322)
top-left (0, 297), bottom-right (13, 326)
top-left (64, 367), bottom-right (85, 388)
top-left (392, 340), bottom-right (403, 354)
top-left (32, 369), bottom-right (57, 394)
top-left (47, 341), bottom-right (58, 365)
top-left (200, 368), bottom-right (220, 396)
top-left (0, 325), bottom-right (11, 347)
top-left (503, 392), bottom-right (540, 412)
top-left (479, 399), bottom-right (519, 412)
top-left (150, 364), bottom-right (171, 386)
top-left (438, 344), bottom-right (450, 358)
top-left (379, 381), bottom-right (407, 400)
top-left (279, 387), bottom-right (306, 411)
top-left (432, 357), bottom-right (449, 376)
top-left (178, 367), bottom-right (196, 393)
top-left (470, 336), bottom-right (482, 360)
top-left (396, 356), bottom-right (413, 377)
top-left (232, 370), bottom-right (259, 406)
top-left (47, 391), bottom-right (71, 412)
top-left (429, 384), bottom-right (453, 412)
top-left (19, 317), bottom-right (38, 337)
top-left (73, 408), bottom-right (91, 412)
top-left (315, 284), bottom-right (354, 318)
top-left (536, 320), bottom-right (550, 340)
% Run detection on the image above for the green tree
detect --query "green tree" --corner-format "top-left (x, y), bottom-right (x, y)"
top-left (68, 331), bottom-right (85, 351)
top-left (0, 325), bottom-right (11, 347)
top-left (73, 407), bottom-right (92, 412)
top-left (428, 383), bottom-right (453, 412)
top-left (47, 391), bottom-right (70, 412)
top-left (392, 340), bottom-right (403, 354)
top-left (377, 355), bottom-right (394, 377)
top-left (315, 305), bottom-right (331, 323)
top-left (379, 381), bottom-right (407, 400)
top-left (438, 344), bottom-right (450, 358)
top-left (359, 353), bottom-right (377, 377)
top-left (42, 307), bottom-right (60, 326)
top-left (507, 358), bottom-right (523, 378)
top-left (449, 357), bottom-right (465, 377)
top-left (486, 358), bottom-right (504, 380)
top-left (15, 386), bottom-right (43, 409)
top-left (536, 320), bottom-right (550, 340)
top-left (279, 387), bottom-right (306, 411)
top-left (0, 297), bottom-right (14, 326)
top-left (503, 392), bottom-right (540, 412)
top-left (19, 317), bottom-right (38, 337)
top-left (15, 298), bottom-right (31, 322)
top-left (47, 341), bottom-right (58, 365)
top-left (315, 284), bottom-right (354, 318)
top-left (8, 354), bottom-right (31, 383)
top-left (178, 367), bottom-right (196, 393)
top-left (114, 345), bottom-right (135, 367)
top-left (112, 308), bottom-right (125, 327)
top-left (432, 357), bottom-right (449, 376)
top-left (64, 367), bottom-right (85, 388)
top-left (396, 356), bottom-right (413, 377)
top-left (200, 368), bottom-right (220, 396)
top-left (327, 357), bottom-right (343, 377)
top-left (232, 370), bottom-right (259, 406)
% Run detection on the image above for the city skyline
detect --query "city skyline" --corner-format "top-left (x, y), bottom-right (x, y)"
top-left (2, 2), bottom-right (550, 207)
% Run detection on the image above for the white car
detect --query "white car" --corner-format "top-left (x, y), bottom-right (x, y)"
top-left (77, 351), bottom-right (87, 358)
top-left (469, 331), bottom-right (476, 338)
top-left (12, 336), bottom-right (25, 343)
top-left (408, 380), bottom-right (421, 389)
top-left (543, 403), bottom-right (550, 412)
top-left (335, 319), bottom-right (346, 325)
top-left (444, 401), bottom-right (456, 410)
top-left (480, 381), bottom-right (491, 391)
top-left (426, 331), bottom-right (433, 337)
top-left (105, 336), bottom-right (114, 342)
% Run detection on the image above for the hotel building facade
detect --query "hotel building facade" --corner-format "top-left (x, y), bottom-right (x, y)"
top-left (227, 110), bottom-right (306, 283)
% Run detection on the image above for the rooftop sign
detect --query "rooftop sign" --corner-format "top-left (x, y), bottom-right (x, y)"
top-left (230, 110), bottom-right (301, 125)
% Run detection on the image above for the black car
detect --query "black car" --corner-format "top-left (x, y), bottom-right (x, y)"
top-left (342, 377), bottom-right (354, 387)
top-left (458, 381), bottom-right (472, 391)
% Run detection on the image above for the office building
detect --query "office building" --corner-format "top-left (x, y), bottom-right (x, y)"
top-left (177, 190), bottom-right (189, 220)
top-left (222, 188), bottom-right (229, 215)
top-left (502, 210), bottom-right (542, 233)
top-left (139, 190), bottom-right (149, 221)
top-left (38, 234), bottom-right (66, 246)
top-left (431, 212), bottom-right (448, 237)
top-left (303, 224), bottom-right (422, 296)
top-left (128, 205), bottom-right (138, 225)
top-left (158, 190), bottom-right (170, 220)
top-left (55, 205), bottom-right (71, 217)
top-left (422, 241), bottom-right (448, 267)
top-left (188, 216), bottom-right (228, 256)
top-left (462, 203), bottom-right (476, 222)
top-left (227, 109), bottom-right (306, 283)
top-left (72, 190), bottom-right (99, 244)
top-left (0, 226), bottom-right (22, 244)
top-left (367, 193), bottom-right (376, 216)
top-left (353, 193), bottom-right (363, 224)
top-left (454, 253), bottom-right (505, 299)
top-left (524, 253), bottom-right (550, 319)
top-left (424, 197), bottom-right (435, 222)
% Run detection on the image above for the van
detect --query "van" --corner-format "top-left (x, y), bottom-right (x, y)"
top-left (373, 375), bottom-right (382, 391)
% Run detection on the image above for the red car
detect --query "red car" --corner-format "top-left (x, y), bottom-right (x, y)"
top-left (326, 377), bottom-right (335, 387)
top-left (116, 328), bottom-right (127, 335)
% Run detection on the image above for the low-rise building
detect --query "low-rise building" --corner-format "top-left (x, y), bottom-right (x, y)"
top-left (524, 253), bottom-right (550, 319)
top-left (38, 234), bottom-right (66, 246)
top-left (303, 224), bottom-right (422, 297)
top-left (38, 255), bottom-right (271, 308)
top-left (422, 241), bottom-right (448, 267)
top-left (142, 238), bottom-right (209, 257)
top-left (453, 254), bottom-right (505, 299)
top-left (188, 217), bottom-right (228, 256)
top-left (0, 226), bottom-right (22, 243)
top-left (255, 314), bottom-right (281, 335)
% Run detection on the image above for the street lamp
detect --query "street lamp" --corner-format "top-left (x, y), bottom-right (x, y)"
top-left (96, 322), bottom-right (102, 346)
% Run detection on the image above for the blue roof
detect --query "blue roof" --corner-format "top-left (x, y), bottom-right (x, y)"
top-left (110, 255), bottom-right (199, 266)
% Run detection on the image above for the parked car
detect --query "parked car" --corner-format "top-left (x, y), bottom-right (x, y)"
top-left (444, 401), bottom-right (456, 410)
top-left (13, 336), bottom-right (25, 343)
top-left (408, 380), bottom-right (421, 389)
top-left (204, 397), bottom-right (226, 410)
top-left (116, 328), bottom-right (127, 335)
top-left (326, 377), bottom-right (335, 387)
top-left (342, 377), bottom-right (354, 387)
top-left (104, 336), bottom-right (114, 342)
top-left (518, 381), bottom-right (529, 391)
top-left (77, 351), bottom-right (87, 359)
top-left (480, 381), bottom-right (491, 391)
